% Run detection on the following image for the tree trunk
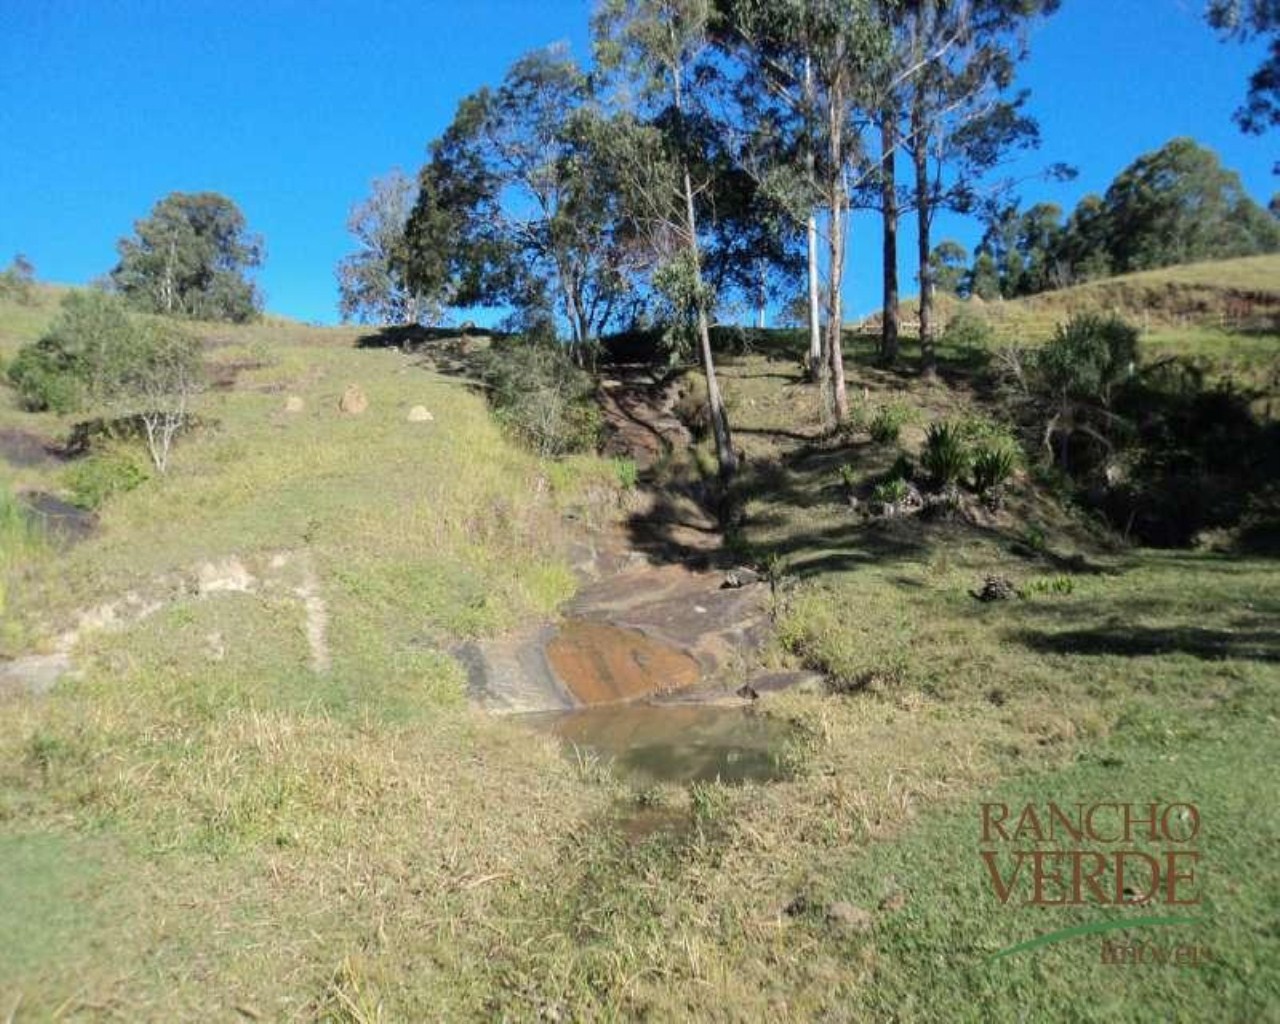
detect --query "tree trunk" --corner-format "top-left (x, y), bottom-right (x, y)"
top-left (806, 214), bottom-right (822, 378)
top-left (756, 260), bottom-right (767, 329)
top-left (684, 162), bottom-right (736, 478)
top-left (880, 113), bottom-right (900, 366)
top-left (804, 54), bottom-right (823, 381)
top-left (912, 97), bottom-right (936, 380)
top-left (827, 186), bottom-right (849, 424)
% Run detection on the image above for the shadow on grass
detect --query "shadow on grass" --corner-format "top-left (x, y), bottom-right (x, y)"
top-left (1014, 624), bottom-right (1280, 662)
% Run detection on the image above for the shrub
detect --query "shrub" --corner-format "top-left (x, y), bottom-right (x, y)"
top-left (1036, 313), bottom-right (1138, 407)
top-left (872, 476), bottom-right (909, 505)
top-left (868, 402), bottom-right (912, 444)
top-left (7, 341), bottom-right (83, 412)
top-left (972, 443), bottom-right (1018, 494)
top-left (6, 291), bottom-right (136, 412)
top-left (476, 339), bottom-right (602, 458)
top-left (64, 447), bottom-right (150, 510)
top-left (920, 421), bottom-right (971, 487)
top-left (940, 308), bottom-right (994, 349)
top-left (0, 254), bottom-right (36, 304)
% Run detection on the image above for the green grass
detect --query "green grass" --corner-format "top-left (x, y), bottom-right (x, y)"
top-left (0, 290), bottom-right (1276, 1020)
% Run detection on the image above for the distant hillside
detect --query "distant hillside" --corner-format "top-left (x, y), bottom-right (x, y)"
top-left (877, 254), bottom-right (1280, 345)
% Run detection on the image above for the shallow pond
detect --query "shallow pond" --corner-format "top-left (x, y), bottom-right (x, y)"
top-left (528, 702), bottom-right (794, 785)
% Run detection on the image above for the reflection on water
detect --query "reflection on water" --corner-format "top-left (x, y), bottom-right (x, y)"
top-left (528, 703), bottom-right (793, 785)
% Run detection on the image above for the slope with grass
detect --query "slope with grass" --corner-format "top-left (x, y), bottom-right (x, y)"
top-left (0, 287), bottom-right (1276, 1020)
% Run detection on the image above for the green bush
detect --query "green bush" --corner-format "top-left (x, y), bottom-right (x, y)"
top-left (7, 291), bottom-right (136, 412)
top-left (64, 447), bottom-right (150, 510)
top-left (972, 443), bottom-right (1018, 494)
top-left (1036, 313), bottom-right (1138, 405)
top-left (921, 421), bottom-right (971, 487)
top-left (475, 339), bottom-right (602, 458)
top-left (6, 341), bottom-right (83, 412)
top-left (872, 476), bottom-right (909, 505)
top-left (868, 402), bottom-right (912, 444)
top-left (940, 308), bottom-right (994, 349)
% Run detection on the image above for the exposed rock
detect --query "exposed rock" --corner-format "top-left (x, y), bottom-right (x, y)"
top-left (0, 653), bottom-right (72, 697)
top-left (825, 901), bottom-right (874, 934)
top-left (744, 670), bottom-right (827, 697)
top-left (338, 384), bottom-right (368, 415)
top-left (972, 575), bottom-right (1017, 602)
top-left (284, 395), bottom-right (304, 413)
top-left (407, 405), bottom-right (434, 423)
top-left (721, 567), bottom-right (761, 589)
top-left (196, 557), bottom-right (255, 596)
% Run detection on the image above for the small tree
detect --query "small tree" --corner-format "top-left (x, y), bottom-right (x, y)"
top-left (336, 169), bottom-right (433, 325)
top-left (110, 321), bottom-right (203, 473)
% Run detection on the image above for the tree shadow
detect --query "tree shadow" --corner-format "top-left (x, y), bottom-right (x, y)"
top-left (1013, 624), bottom-right (1280, 663)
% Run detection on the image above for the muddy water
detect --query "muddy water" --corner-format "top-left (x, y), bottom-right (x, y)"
top-left (530, 703), bottom-right (793, 785)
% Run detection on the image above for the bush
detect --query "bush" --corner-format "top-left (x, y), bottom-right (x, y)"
top-left (64, 447), bottom-right (150, 510)
top-left (972, 443), bottom-right (1018, 494)
top-left (0, 254), bottom-right (36, 304)
top-left (6, 291), bottom-right (135, 412)
top-left (921, 421), bottom-right (971, 487)
top-left (868, 402), bottom-right (912, 444)
top-left (7, 341), bottom-right (83, 412)
top-left (941, 308), bottom-right (994, 349)
top-left (872, 476), bottom-right (909, 505)
top-left (1036, 313), bottom-right (1138, 406)
top-left (476, 339), bottom-right (602, 458)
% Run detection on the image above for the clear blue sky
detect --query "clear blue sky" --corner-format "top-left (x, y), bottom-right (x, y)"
top-left (1, 1), bottom-right (1275, 326)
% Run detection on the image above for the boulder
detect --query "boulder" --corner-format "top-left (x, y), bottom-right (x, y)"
top-left (407, 405), bottom-right (434, 423)
top-left (339, 385), bottom-right (368, 415)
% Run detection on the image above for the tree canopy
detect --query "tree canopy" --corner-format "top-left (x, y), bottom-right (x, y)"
top-left (110, 192), bottom-right (264, 323)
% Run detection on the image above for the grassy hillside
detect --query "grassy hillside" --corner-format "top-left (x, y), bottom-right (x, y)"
top-left (0, 290), bottom-right (1276, 1019)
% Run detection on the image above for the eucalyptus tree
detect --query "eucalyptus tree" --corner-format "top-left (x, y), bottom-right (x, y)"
top-left (593, 0), bottom-right (738, 476)
top-left (400, 47), bottom-right (640, 356)
top-left (890, 1), bottom-right (1060, 374)
top-left (111, 192), bottom-right (263, 323)
top-left (336, 168), bottom-right (431, 325)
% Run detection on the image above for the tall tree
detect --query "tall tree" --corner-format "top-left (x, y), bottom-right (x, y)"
top-left (401, 48), bottom-right (640, 355)
top-left (1100, 137), bottom-right (1280, 273)
top-left (336, 169), bottom-right (431, 325)
top-left (111, 192), bottom-right (263, 323)
top-left (900, 0), bottom-right (1058, 377)
top-left (594, 0), bottom-right (737, 476)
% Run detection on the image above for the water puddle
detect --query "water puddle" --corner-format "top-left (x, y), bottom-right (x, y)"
top-left (529, 703), bottom-right (793, 785)
top-left (546, 619), bottom-right (702, 704)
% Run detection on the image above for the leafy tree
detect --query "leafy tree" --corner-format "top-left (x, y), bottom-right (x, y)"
top-left (402, 48), bottom-right (641, 357)
top-left (593, 0), bottom-right (738, 475)
top-left (6, 291), bottom-right (203, 471)
top-left (928, 239), bottom-right (968, 294)
top-left (896, 0), bottom-right (1060, 375)
top-left (1100, 137), bottom-right (1280, 273)
top-left (337, 169), bottom-right (433, 325)
top-left (110, 192), bottom-right (263, 322)
top-left (1207, 0), bottom-right (1280, 144)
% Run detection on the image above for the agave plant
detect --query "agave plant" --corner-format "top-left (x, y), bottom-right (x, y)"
top-left (921, 421), bottom-right (971, 488)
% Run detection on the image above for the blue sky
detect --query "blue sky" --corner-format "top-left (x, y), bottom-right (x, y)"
top-left (1, 1), bottom-right (1275, 326)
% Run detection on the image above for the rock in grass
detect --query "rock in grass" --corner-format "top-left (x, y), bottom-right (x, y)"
top-left (972, 575), bottom-right (1017, 602)
top-left (407, 405), bottom-right (434, 423)
top-left (826, 901), bottom-right (874, 933)
top-left (284, 395), bottom-right (304, 413)
top-left (338, 384), bottom-right (368, 415)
